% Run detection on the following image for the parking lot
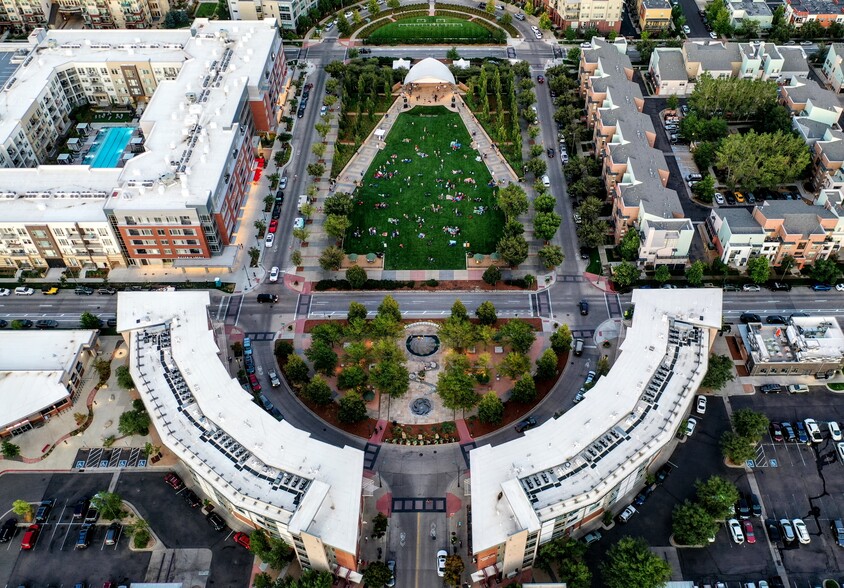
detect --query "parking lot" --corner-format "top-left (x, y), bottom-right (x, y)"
top-left (0, 471), bottom-right (253, 588)
top-left (732, 386), bottom-right (844, 586)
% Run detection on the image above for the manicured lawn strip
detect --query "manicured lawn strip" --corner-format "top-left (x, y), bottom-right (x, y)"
top-left (367, 16), bottom-right (494, 44)
top-left (345, 106), bottom-right (504, 270)
top-left (194, 2), bottom-right (217, 17)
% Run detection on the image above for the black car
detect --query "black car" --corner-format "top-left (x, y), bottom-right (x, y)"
top-left (749, 493), bottom-right (762, 517)
top-left (633, 483), bottom-right (657, 506)
top-left (16, 320), bottom-right (34, 329)
top-left (546, 147), bottom-right (555, 158)
top-left (269, 406), bottom-right (284, 421)
top-left (206, 512), bottom-right (226, 531)
top-left (183, 489), bottom-right (201, 508)
top-left (740, 312), bottom-right (761, 324)
top-left (514, 417), bottom-right (537, 433)
top-left (275, 190), bottom-right (284, 202)
top-left (0, 517), bottom-right (17, 542)
top-left (579, 300), bottom-right (589, 315)
top-left (74, 287), bottom-right (94, 295)
top-left (35, 319), bottom-right (58, 329)
top-left (34, 499), bottom-right (55, 523)
top-left (73, 498), bottom-right (90, 519)
top-left (760, 383), bottom-right (782, 394)
top-left (106, 318), bottom-right (117, 328)
top-left (75, 524), bottom-right (92, 549)
top-left (272, 203), bottom-right (282, 220)
top-left (359, 48), bottom-right (372, 54)
top-left (766, 518), bottom-right (782, 542)
top-left (0, 320), bottom-right (6, 329)
top-left (735, 496), bottom-right (751, 519)
top-left (297, 108), bottom-right (305, 118)
top-left (765, 315), bottom-right (788, 325)
top-left (655, 463), bottom-right (674, 484)
top-left (770, 282), bottom-right (791, 291)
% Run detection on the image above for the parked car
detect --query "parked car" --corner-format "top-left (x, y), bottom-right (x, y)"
top-left (766, 518), bottom-right (782, 542)
top-left (696, 395), bottom-right (707, 415)
top-left (829, 421), bottom-right (842, 441)
top-left (73, 498), bottom-right (90, 519)
top-left (782, 421), bottom-right (797, 442)
top-left (279, 176), bottom-right (288, 189)
top-left (832, 519), bottom-right (844, 547)
top-left (765, 315), bottom-right (788, 325)
top-left (714, 193), bottom-right (725, 205)
top-left (736, 496), bottom-right (751, 519)
top-left (812, 284), bottom-right (832, 291)
top-left (105, 522), bottom-right (120, 546)
top-left (74, 287), bottom-right (94, 295)
top-left (264, 233), bottom-right (275, 248)
top-left (97, 288), bottom-right (116, 295)
top-left (761, 384), bottom-right (782, 394)
top-left (795, 421), bottom-right (810, 443)
top-left (164, 472), bottom-right (184, 490)
top-left (41, 287), bottom-right (59, 295)
top-left (770, 282), bottom-right (791, 291)
top-left (436, 550), bottom-right (447, 577)
top-left (84, 506), bottom-right (99, 523)
top-left (268, 220), bottom-right (278, 234)
top-left (743, 520), bottom-right (756, 544)
top-left (618, 505), bottom-right (638, 523)
top-left (792, 518), bottom-right (810, 544)
top-left (685, 417), bottom-right (698, 437)
top-left (14, 287), bottom-right (34, 296)
top-left (583, 531), bottom-right (602, 544)
top-left (728, 518), bottom-right (745, 544)
top-left (749, 493), bottom-right (762, 517)
top-left (655, 463), bottom-right (674, 483)
top-left (206, 512), bottom-right (226, 531)
top-left (740, 313), bottom-right (762, 323)
top-left (34, 499), bottom-right (55, 523)
top-left (386, 559), bottom-right (396, 587)
top-left (633, 483), bottom-right (657, 506)
top-left (515, 417), bottom-right (537, 433)
top-left (788, 384), bottom-right (809, 394)
top-left (838, 442), bottom-right (844, 462)
top-left (770, 422), bottom-right (784, 442)
top-left (233, 531), bottom-right (251, 549)
top-left (805, 418), bottom-right (823, 443)
top-left (0, 518), bottom-right (17, 543)
top-left (249, 373), bottom-right (262, 393)
top-left (742, 284), bottom-right (760, 292)
top-left (76, 524), bottom-right (93, 549)
top-left (35, 320), bottom-right (58, 329)
top-left (183, 489), bottom-right (201, 508)
top-left (20, 524), bottom-right (39, 550)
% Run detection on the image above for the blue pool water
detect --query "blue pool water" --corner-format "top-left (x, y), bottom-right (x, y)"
top-left (83, 127), bottom-right (134, 168)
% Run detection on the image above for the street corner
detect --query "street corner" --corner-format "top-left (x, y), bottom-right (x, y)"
top-left (446, 492), bottom-right (464, 517)
top-left (375, 491), bottom-right (393, 516)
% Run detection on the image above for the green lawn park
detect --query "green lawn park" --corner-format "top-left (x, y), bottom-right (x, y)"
top-left (366, 16), bottom-right (494, 44)
top-left (345, 106), bottom-right (505, 270)
top-left (194, 2), bottom-right (217, 17)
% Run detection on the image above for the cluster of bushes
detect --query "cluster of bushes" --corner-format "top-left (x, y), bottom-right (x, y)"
top-left (314, 278), bottom-right (415, 291)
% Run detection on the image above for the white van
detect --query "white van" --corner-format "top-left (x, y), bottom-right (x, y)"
top-left (542, 175), bottom-right (550, 187)
top-left (574, 338), bottom-right (584, 356)
top-left (298, 194), bottom-right (309, 212)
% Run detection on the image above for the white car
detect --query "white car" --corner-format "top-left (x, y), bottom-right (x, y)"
top-left (792, 518), bottom-right (810, 544)
top-left (829, 420), bottom-right (842, 441)
top-left (344, 10), bottom-right (352, 17)
top-left (710, 31), bottom-right (718, 38)
top-left (685, 417), bottom-right (698, 437)
top-left (742, 284), bottom-right (761, 292)
top-left (836, 283), bottom-right (844, 291)
top-left (542, 175), bottom-right (551, 187)
top-left (436, 550), bottom-right (447, 577)
top-left (534, 31), bottom-right (543, 38)
top-left (682, 24), bottom-right (691, 34)
top-left (269, 266), bottom-right (280, 282)
top-left (265, 232), bottom-right (275, 248)
top-left (279, 176), bottom-right (288, 190)
top-left (696, 395), bottom-right (707, 415)
top-left (14, 286), bottom-right (34, 296)
top-left (714, 192), bottom-right (725, 205)
top-left (294, 217), bottom-right (305, 230)
top-left (837, 441), bottom-right (844, 462)
top-left (618, 504), bottom-right (637, 523)
top-left (728, 518), bottom-right (745, 544)
top-left (0, 288), bottom-right (9, 296)
top-left (804, 418), bottom-right (823, 443)
top-left (530, 25), bottom-right (539, 31)
top-left (580, 42), bottom-right (592, 49)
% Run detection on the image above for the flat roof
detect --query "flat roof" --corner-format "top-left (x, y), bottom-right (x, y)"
top-left (0, 18), bottom-right (279, 212)
top-left (0, 330), bottom-right (97, 430)
top-left (119, 291), bottom-right (363, 553)
top-left (470, 289), bottom-right (722, 553)
top-left (740, 316), bottom-right (844, 364)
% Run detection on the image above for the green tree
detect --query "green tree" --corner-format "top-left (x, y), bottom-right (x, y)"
top-left (499, 351), bottom-right (531, 379)
top-left (118, 402), bottom-right (150, 436)
top-left (336, 13), bottom-right (351, 35)
top-left (1, 441), bottom-right (20, 459)
top-left (482, 266), bottom-right (502, 286)
top-left (115, 365), bottom-right (135, 390)
top-left (672, 500), bottom-right (718, 546)
top-left (439, 316), bottom-right (477, 352)
top-left (538, 12), bottom-right (551, 29)
top-left (485, 0), bottom-right (495, 13)
top-left (701, 354), bottom-right (735, 390)
top-left (371, 360), bottom-right (410, 398)
top-left (618, 229), bottom-right (640, 261)
top-left (348, 301), bottom-right (368, 322)
top-left (721, 431), bottom-right (756, 464)
top-left (550, 324), bottom-right (573, 353)
top-left (451, 299), bottom-right (469, 321)
top-left (325, 192), bottom-right (354, 216)
top-left (716, 130), bottom-right (810, 191)
top-left (496, 319), bottom-right (536, 353)
top-left (747, 256), bottom-right (770, 284)
top-left (685, 260), bottom-right (706, 286)
top-left (475, 301), bottom-right (498, 325)
top-left (443, 555), bottom-right (465, 588)
top-left (283, 354), bottom-right (310, 387)
top-left (666, 95), bottom-right (679, 111)
top-left (534, 193), bottom-right (557, 213)
top-left (811, 258), bottom-right (842, 284)
top-left (538, 244), bottom-right (565, 269)
top-left (654, 265), bottom-right (671, 284)
top-left (338, 391), bottom-right (368, 423)
top-left (12, 499), bottom-right (33, 520)
top-left (128, 518), bottom-right (150, 548)
top-left (578, 220), bottom-right (610, 249)
top-left (511, 373), bottom-right (537, 403)
top-left (497, 184), bottom-right (530, 219)
top-left (318, 246), bottom-right (344, 271)
top-left (250, 529), bottom-right (296, 569)
top-left (80, 311), bottom-right (102, 329)
top-left (534, 212), bottom-right (562, 242)
top-left (90, 491), bottom-right (123, 520)
top-left (377, 295), bottom-right (402, 322)
top-left (446, 46), bottom-right (460, 60)
top-left (601, 536), bottom-right (671, 588)
top-left (692, 174), bottom-right (716, 203)
top-left (478, 391), bottom-right (505, 423)
top-left (325, 214), bottom-right (351, 240)
top-left (538, 537), bottom-right (591, 588)
top-left (612, 261), bottom-right (640, 287)
top-left (305, 340), bottom-right (338, 375)
top-left (346, 265), bottom-right (367, 289)
top-left (497, 235), bottom-right (529, 267)
top-left (337, 365), bottom-right (367, 390)
top-left (367, 0), bottom-right (379, 14)
top-left (372, 512), bottom-right (388, 538)
top-left (437, 354), bottom-right (479, 411)
top-left (305, 376), bottom-right (334, 405)
top-left (535, 348), bottom-right (558, 380)
top-left (695, 475), bottom-right (740, 520)
top-left (733, 408), bottom-right (769, 443)
top-left (363, 561), bottom-right (393, 587)
top-left (311, 323), bottom-right (343, 348)
top-left (387, 0), bottom-right (399, 8)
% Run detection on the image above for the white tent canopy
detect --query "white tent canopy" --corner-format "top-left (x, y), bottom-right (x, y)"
top-left (403, 57), bottom-right (456, 85)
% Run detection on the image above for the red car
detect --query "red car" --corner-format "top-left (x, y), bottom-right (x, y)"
top-left (268, 220), bottom-right (278, 233)
top-left (536, 75), bottom-right (545, 83)
top-left (770, 422), bottom-right (784, 443)
top-left (743, 520), bottom-right (756, 544)
top-left (233, 532), bottom-right (250, 549)
top-left (164, 472), bottom-right (184, 490)
top-left (249, 373), bottom-right (262, 393)
top-left (21, 524), bottom-right (39, 550)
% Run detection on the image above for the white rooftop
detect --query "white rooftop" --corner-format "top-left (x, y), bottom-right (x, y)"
top-left (469, 289), bottom-right (722, 553)
top-left (741, 316), bottom-right (844, 364)
top-left (0, 330), bottom-right (98, 430)
top-left (0, 18), bottom-right (280, 212)
top-left (118, 291), bottom-right (363, 554)
top-left (403, 57), bottom-right (455, 85)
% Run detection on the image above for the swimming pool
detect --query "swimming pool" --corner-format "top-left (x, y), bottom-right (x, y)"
top-left (82, 127), bottom-right (134, 168)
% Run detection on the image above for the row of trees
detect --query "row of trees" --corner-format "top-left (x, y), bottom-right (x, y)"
top-left (672, 476), bottom-right (740, 545)
top-left (721, 408), bottom-right (769, 464)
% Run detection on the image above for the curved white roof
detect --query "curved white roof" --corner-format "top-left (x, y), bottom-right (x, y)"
top-left (404, 57), bottom-right (455, 85)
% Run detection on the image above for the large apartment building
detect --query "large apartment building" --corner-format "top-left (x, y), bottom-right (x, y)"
top-left (469, 289), bottom-right (722, 581)
top-left (541, 0), bottom-right (624, 33)
top-left (226, 0), bottom-right (316, 29)
top-left (0, 19), bottom-right (286, 271)
top-left (783, 0), bottom-right (844, 28)
top-left (0, 0), bottom-right (170, 31)
top-left (580, 38), bottom-right (693, 268)
top-left (119, 291), bottom-right (365, 580)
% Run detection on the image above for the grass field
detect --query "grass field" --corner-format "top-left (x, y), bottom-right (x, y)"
top-left (194, 2), bottom-right (217, 17)
top-left (366, 16), bottom-right (494, 44)
top-left (345, 106), bottom-right (504, 270)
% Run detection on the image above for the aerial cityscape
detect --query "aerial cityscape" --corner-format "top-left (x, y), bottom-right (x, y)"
top-left (0, 0), bottom-right (843, 586)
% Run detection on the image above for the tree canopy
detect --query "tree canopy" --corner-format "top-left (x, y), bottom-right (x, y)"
top-left (601, 536), bottom-right (671, 588)
top-left (701, 354), bottom-right (735, 390)
top-left (716, 130), bottom-right (810, 191)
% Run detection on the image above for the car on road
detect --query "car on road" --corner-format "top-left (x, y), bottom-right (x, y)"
top-left (249, 373), bottom-right (262, 393)
top-left (268, 220), bottom-right (278, 234)
top-left (582, 531), bottom-right (602, 544)
top-left (579, 300), bottom-right (589, 315)
top-left (793, 518), bottom-right (810, 544)
top-left (787, 384), bottom-right (809, 394)
top-left (20, 524), bottom-right (39, 550)
top-left (685, 417), bottom-right (698, 437)
top-left (268, 369), bottom-right (281, 387)
top-left (514, 12), bottom-right (525, 20)
top-left (386, 559), bottom-right (396, 587)
top-left (41, 287), bottom-right (59, 295)
top-left (696, 395), bottom-right (707, 415)
top-left (542, 175), bottom-right (550, 187)
top-left (164, 472), bottom-right (184, 490)
top-left (761, 383), bottom-right (782, 394)
top-left (294, 217), bottom-right (305, 230)
top-left (714, 192), bottom-right (725, 205)
top-left (682, 24), bottom-right (690, 34)
top-left (618, 504), bottom-right (637, 523)
top-left (436, 550), bottom-right (447, 577)
top-left (812, 283), bottom-right (832, 291)
top-left (206, 512), bottom-right (226, 532)
top-left (264, 232), bottom-right (275, 248)
top-left (34, 499), bottom-right (55, 523)
top-left (770, 282), bottom-right (792, 291)
top-left (233, 531), bottom-right (250, 549)
top-left (546, 147), bottom-right (554, 158)
top-left (35, 320), bottom-right (58, 329)
top-left (515, 417), bottom-right (537, 433)
top-left (710, 31), bottom-right (718, 38)
top-left (770, 422), bottom-right (784, 442)
top-left (728, 518), bottom-right (745, 544)
top-left (0, 288), bottom-right (9, 296)
top-left (740, 312), bottom-right (762, 323)
top-left (765, 315), bottom-right (788, 325)
top-left (536, 75), bottom-right (544, 84)
top-left (183, 489), bottom-right (201, 508)
top-left (257, 293), bottom-right (278, 303)
top-left (14, 286), bottom-right (34, 296)
top-left (829, 421), bottom-right (842, 441)
top-left (269, 266), bottom-right (280, 282)
top-left (742, 284), bottom-right (760, 292)
top-left (743, 520), bottom-right (756, 543)
top-left (0, 517), bottom-right (17, 542)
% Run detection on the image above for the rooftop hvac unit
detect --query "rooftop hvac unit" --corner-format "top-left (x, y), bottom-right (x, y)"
top-left (185, 92), bottom-right (197, 104)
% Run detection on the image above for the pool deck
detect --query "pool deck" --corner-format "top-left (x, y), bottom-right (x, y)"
top-left (70, 122), bottom-right (137, 167)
